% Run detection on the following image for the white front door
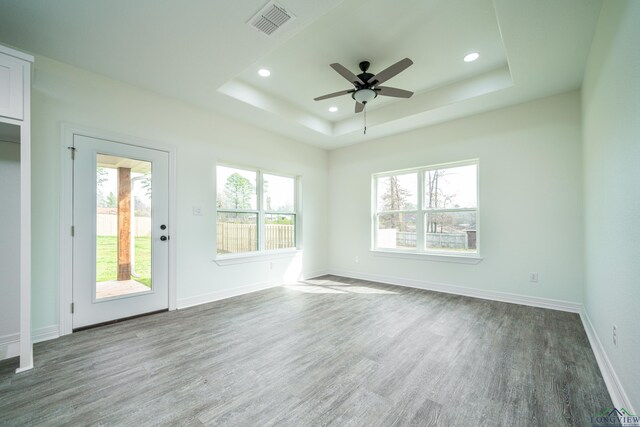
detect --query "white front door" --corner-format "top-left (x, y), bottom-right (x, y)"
top-left (72, 135), bottom-right (170, 329)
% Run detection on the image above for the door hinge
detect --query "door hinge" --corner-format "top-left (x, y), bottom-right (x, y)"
top-left (67, 146), bottom-right (76, 160)
top-left (71, 225), bottom-right (75, 236)
top-left (71, 302), bottom-right (75, 314)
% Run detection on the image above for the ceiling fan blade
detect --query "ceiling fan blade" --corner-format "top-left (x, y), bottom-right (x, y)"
top-left (368, 58), bottom-right (413, 85)
top-left (330, 63), bottom-right (361, 85)
top-left (355, 102), bottom-right (364, 113)
top-left (376, 86), bottom-right (414, 98)
top-left (313, 89), bottom-right (354, 101)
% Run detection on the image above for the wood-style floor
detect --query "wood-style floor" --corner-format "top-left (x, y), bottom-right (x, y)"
top-left (0, 275), bottom-right (611, 426)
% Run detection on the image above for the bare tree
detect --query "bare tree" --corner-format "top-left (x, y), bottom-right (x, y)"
top-left (380, 176), bottom-right (413, 231)
top-left (425, 170), bottom-right (456, 233)
top-left (381, 176), bottom-right (411, 211)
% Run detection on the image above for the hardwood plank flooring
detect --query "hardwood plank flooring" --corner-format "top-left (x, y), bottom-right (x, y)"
top-left (0, 275), bottom-right (612, 426)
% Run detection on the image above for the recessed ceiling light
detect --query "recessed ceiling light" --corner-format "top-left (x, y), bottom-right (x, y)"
top-left (258, 68), bottom-right (271, 77)
top-left (329, 106), bottom-right (338, 112)
top-left (463, 52), bottom-right (480, 62)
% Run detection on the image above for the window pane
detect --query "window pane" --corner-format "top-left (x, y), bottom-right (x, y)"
top-left (216, 212), bottom-right (258, 254)
top-left (376, 173), bottom-right (418, 211)
top-left (376, 212), bottom-right (417, 249)
top-left (216, 166), bottom-right (257, 210)
top-left (264, 214), bottom-right (295, 250)
top-left (424, 164), bottom-right (477, 209)
top-left (425, 211), bottom-right (477, 252)
top-left (264, 174), bottom-right (295, 212)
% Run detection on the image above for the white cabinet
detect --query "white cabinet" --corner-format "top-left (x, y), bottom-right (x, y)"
top-left (0, 52), bottom-right (24, 120)
top-left (0, 44), bottom-right (33, 373)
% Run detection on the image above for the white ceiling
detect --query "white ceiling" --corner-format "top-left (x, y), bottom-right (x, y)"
top-left (0, 0), bottom-right (602, 149)
top-left (234, 0), bottom-right (507, 122)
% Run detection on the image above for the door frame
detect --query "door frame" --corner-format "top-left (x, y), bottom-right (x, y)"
top-left (59, 124), bottom-right (177, 336)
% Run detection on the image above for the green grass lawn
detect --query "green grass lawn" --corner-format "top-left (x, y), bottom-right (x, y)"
top-left (96, 236), bottom-right (152, 287)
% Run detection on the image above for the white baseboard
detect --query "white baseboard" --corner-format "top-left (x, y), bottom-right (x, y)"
top-left (301, 269), bottom-right (330, 281)
top-left (322, 269), bottom-right (582, 313)
top-left (0, 325), bottom-right (60, 361)
top-left (580, 307), bottom-right (636, 415)
top-left (176, 280), bottom-right (279, 309)
top-left (0, 334), bottom-right (20, 360)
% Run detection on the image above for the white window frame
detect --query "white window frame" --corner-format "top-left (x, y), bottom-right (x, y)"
top-left (371, 159), bottom-right (481, 262)
top-left (215, 163), bottom-right (299, 263)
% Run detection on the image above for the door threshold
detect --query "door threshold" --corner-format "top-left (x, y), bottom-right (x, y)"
top-left (73, 309), bottom-right (168, 332)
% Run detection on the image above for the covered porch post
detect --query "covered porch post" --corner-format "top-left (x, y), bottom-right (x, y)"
top-left (117, 167), bottom-right (131, 281)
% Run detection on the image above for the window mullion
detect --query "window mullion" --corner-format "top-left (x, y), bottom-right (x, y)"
top-left (295, 176), bottom-right (300, 249)
top-left (416, 169), bottom-right (425, 252)
top-left (257, 170), bottom-right (264, 252)
top-left (372, 177), bottom-right (378, 250)
top-left (376, 209), bottom-right (417, 214)
top-left (264, 211), bottom-right (296, 215)
top-left (217, 209), bottom-right (259, 214)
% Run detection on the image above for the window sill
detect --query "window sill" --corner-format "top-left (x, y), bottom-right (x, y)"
top-left (214, 249), bottom-right (301, 266)
top-left (370, 249), bottom-right (483, 264)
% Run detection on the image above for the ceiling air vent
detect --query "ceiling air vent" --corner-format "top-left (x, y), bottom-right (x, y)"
top-left (249, 1), bottom-right (295, 36)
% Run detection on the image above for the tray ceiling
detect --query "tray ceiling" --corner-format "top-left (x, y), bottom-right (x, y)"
top-left (0, 0), bottom-right (602, 149)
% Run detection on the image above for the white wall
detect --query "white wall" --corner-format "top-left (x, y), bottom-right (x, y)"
top-left (0, 140), bottom-right (20, 349)
top-left (582, 0), bottom-right (640, 411)
top-left (5, 10), bottom-right (637, 412)
top-left (30, 55), bottom-right (329, 331)
top-left (328, 91), bottom-right (584, 304)
top-left (16, 15), bottom-right (638, 412)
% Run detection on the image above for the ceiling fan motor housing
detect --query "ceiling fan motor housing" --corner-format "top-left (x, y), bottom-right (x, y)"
top-left (356, 61), bottom-right (375, 87)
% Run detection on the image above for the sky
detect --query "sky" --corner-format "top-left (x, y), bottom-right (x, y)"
top-left (377, 164), bottom-right (477, 210)
top-left (216, 165), bottom-right (294, 212)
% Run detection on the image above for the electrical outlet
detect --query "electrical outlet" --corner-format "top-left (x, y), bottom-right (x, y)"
top-left (192, 206), bottom-right (202, 216)
top-left (355, 256), bottom-right (359, 263)
top-left (529, 272), bottom-right (539, 283)
top-left (613, 324), bottom-right (618, 347)
top-left (269, 262), bottom-right (274, 270)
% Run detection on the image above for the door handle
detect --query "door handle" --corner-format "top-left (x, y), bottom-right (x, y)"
top-left (160, 235), bottom-right (168, 241)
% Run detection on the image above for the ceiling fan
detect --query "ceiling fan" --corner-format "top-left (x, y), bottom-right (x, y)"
top-left (314, 58), bottom-right (414, 113)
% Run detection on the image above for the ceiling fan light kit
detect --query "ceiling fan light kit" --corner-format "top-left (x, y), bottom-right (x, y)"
top-left (353, 88), bottom-right (377, 104)
top-left (314, 58), bottom-right (414, 134)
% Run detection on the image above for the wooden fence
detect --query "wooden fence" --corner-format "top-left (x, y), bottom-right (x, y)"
top-left (216, 222), bottom-right (295, 253)
top-left (96, 214), bottom-right (151, 237)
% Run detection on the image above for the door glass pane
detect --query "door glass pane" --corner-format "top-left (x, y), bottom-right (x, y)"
top-left (216, 212), bottom-right (258, 254)
top-left (264, 214), bottom-right (295, 250)
top-left (376, 212), bottom-right (417, 249)
top-left (425, 211), bottom-right (477, 253)
top-left (96, 154), bottom-right (152, 299)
